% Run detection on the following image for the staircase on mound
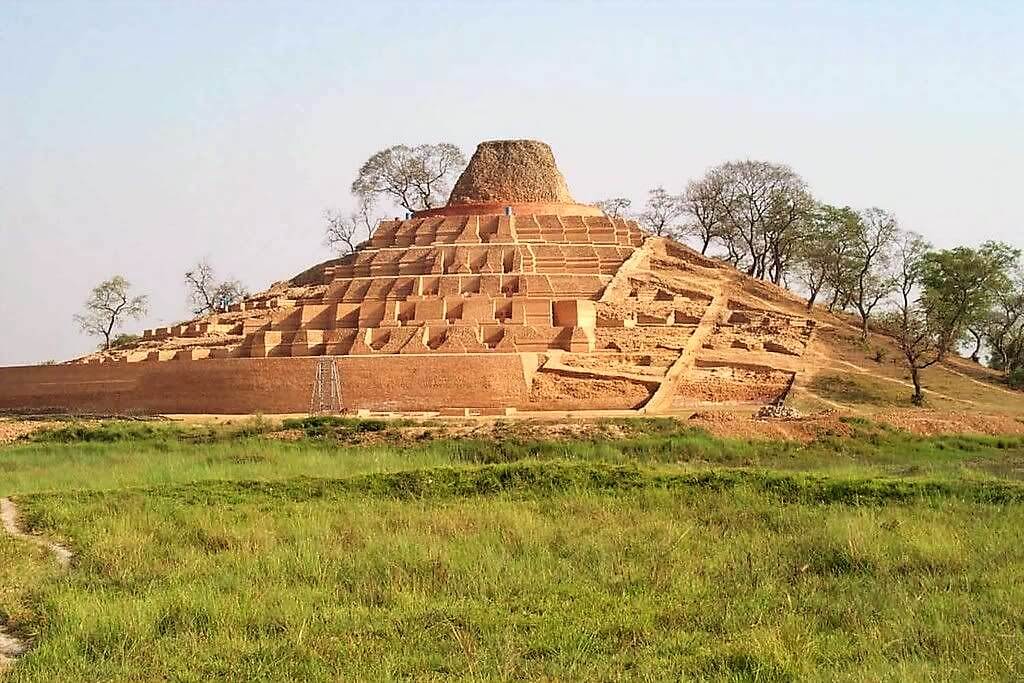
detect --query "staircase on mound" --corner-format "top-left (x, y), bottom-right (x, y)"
top-left (128, 211), bottom-right (644, 361)
top-left (81, 139), bottom-right (822, 413)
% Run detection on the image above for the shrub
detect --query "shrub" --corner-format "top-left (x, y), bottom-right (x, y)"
top-left (227, 415), bottom-right (275, 438)
top-left (280, 416), bottom-right (392, 440)
top-left (810, 374), bottom-right (887, 405)
top-left (30, 421), bottom-right (197, 443)
top-left (109, 333), bottom-right (141, 349)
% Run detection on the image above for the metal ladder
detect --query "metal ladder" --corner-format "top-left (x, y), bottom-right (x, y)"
top-left (309, 357), bottom-right (342, 414)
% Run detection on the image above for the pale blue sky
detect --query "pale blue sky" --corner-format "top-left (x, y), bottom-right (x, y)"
top-left (2, 0), bottom-right (1022, 365)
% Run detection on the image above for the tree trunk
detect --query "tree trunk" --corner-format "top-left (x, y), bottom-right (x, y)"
top-left (969, 330), bottom-right (983, 364)
top-left (827, 289), bottom-right (841, 313)
top-left (805, 288), bottom-right (819, 311)
top-left (997, 349), bottom-right (1009, 373)
top-left (860, 314), bottom-right (870, 340)
top-left (104, 317), bottom-right (115, 350)
top-left (910, 365), bottom-right (924, 406)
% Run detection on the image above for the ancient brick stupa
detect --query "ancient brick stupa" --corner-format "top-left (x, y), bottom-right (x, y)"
top-left (0, 140), bottom-right (817, 415)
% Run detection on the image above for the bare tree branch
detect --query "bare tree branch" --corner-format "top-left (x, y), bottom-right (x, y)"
top-left (594, 197), bottom-right (632, 219)
top-left (681, 170), bottom-right (729, 255)
top-left (351, 143), bottom-right (466, 213)
top-left (325, 197), bottom-right (379, 256)
top-left (704, 161), bottom-right (813, 284)
top-left (638, 187), bottom-right (685, 237)
top-left (185, 260), bottom-right (248, 315)
top-left (74, 275), bottom-right (148, 350)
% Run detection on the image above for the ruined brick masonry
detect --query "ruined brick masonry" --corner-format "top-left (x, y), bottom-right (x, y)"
top-left (0, 139), bottom-right (818, 415)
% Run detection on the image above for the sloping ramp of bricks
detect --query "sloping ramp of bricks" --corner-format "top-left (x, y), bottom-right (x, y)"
top-left (641, 291), bottom-right (727, 414)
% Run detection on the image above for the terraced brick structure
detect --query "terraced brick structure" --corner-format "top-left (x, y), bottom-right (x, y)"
top-left (0, 140), bottom-right (819, 415)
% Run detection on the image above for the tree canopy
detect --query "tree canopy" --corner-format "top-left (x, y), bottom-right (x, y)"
top-left (184, 260), bottom-right (248, 316)
top-left (594, 197), bottom-right (632, 219)
top-left (351, 143), bottom-right (466, 214)
top-left (599, 159), bottom-right (1022, 402)
top-left (637, 187), bottom-right (685, 237)
top-left (74, 276), bottom-right (148, 350)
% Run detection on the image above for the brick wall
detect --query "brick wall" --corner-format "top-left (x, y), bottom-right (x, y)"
top-left (0, 355), bottom-right (531, 414)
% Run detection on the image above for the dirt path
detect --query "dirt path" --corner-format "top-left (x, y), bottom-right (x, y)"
top-left (796, 387), bottom-right (866, 415)
top-left (0, 631), bottom-right (27, 672)
top-left (833, 359), bottom-right (973, 405)
top-left (941, 363), bottom-right (1021, 398)
top-left (0, 497), bottom-right (73, 672)
top-left (1, 499), bottom-right (71, 568)
top-left (819, 316), bottom-right (1016, 404)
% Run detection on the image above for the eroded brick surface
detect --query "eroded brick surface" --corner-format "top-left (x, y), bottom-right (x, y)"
top-left (1, 140), bottom-right (821, 414)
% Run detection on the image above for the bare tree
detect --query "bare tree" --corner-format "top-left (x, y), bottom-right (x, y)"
top-left (325, 198), bottom-right (378, 256)
top-left (185, 260), bottom-right (248, 316)
top-left (638, 187), bottom-right (685, 237)
top-left (766, 197), bottom-right (814, 286)
top-left (714, 160), bottom-right (813, 284)
top-left (594, 197), bottom-right (632, 219)
top-left (351, 143), bottom-right (466, 213)
top-left (681, 169), bottom-right (729, 255)
top-left (883, 231), bottom-right (943, 404)
top-left (850, 208), bottom-right (899, 338)
top-left (74, 275), bottom-right (149, 350)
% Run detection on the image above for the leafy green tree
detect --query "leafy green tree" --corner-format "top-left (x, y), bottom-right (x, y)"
top-left (887, 239), bottom-right (1021, 403)
top-left (919, 241), bottom-right (1019, 357)
top-left (980, 278), bottom-right (1024, 375)
top-left (793, 204), bottom-right (861, 310)
top-left (74, 276), bottom-right (149, 350)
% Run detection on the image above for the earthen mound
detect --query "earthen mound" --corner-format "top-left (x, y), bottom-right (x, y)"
top-left (3, 137), bottom-right (881, 418)
top-left (448, 140), bottom-right (575, 205)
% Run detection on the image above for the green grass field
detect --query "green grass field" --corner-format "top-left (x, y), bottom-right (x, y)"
top-left (3, 417), bottom-right (1024, 680)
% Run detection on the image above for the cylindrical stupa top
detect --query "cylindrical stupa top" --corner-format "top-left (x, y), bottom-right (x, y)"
top-left (414, 139), bottom-right (601, 217)
top-left (448, 139), bottom-right (576, 205)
